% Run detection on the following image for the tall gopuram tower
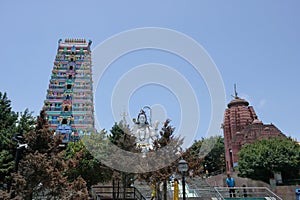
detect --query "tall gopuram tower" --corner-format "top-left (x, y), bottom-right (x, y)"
top-left (222, 87), bottom-right (285, 172)
top-left (43, 39), bottom-right (94, 144)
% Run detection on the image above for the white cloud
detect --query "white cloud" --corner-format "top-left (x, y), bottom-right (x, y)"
top-left (258, 99), bottom-right (267, 109)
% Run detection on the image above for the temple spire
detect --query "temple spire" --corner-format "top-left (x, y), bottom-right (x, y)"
top-left (44, 38), bottom-right (94, 145)
top-left (234, 83), bottom-right (238, 98)
top-left (231, 83), bottom-right (239, 99)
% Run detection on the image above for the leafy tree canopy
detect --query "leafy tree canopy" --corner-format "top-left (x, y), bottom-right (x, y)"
top-left (64, 135), bottom-right (113, 189)
top-left (0, 92), bottom-right (35, 194)
top-left (238, 137), bottom-right (300, 183)
top-left (13, 110), bottom-right (89, 199)
top-left (0, 92), bottom-right (18, 151)
top-left (188, 135), bottom-right (225, 175)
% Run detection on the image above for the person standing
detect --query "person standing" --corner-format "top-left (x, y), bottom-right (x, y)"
top-left (150, 183), bottom-right (156, 200)
top-left (173, 179), bottom-right (179, 200)
top-left (226, 174), bottom-right (236, 197)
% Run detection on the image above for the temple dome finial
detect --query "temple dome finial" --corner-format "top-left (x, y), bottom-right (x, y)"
top-left (228, 84), bottom-right (249, 108)
top-left (231, 83), bottom-right (239, 99)
top-left (234, 83), bottom-right (238, 99)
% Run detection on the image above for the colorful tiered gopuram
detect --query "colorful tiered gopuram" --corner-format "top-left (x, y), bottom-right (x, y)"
top-left (43, 39), bottom-right (95, 144)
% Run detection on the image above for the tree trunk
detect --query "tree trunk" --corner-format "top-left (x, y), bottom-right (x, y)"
top-left (117, 180), bottom-right (120, 199)
top-left (123, 173), bottom-right (126, 200)
top-left (163, 180), bottom-right (167, 200)
top-left (113, 179), bottom-right (116, 200)
top-left (156, 182), bottom-right (160, 200)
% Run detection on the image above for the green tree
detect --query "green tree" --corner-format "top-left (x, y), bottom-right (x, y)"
top-left (182, 144), bottom-right (203, 177)
top-left (13, 110), bottom-right (89, 199)
top-left (0, 92), bottom-right (18, 150)
top-left (0, 92), bottom-right (37, 197)
top-left (188, 136), bottom-right (225, 175)
top-left (64, 135), bottom-right (112, 189)
top-left (16, 108), bottom-right (36, 135)
top-left (202, 136), bottom-right (225, 174)
top-left (109, 122), bottom-right (125, 145)
top-left (108, 122), bottom-right (137, 200)
top-left (142, 119), bottom-right (183, 200)
top-left (0, 92), bottom-right (18, 194)
top-left (238, 137), bottom-right (300, 183)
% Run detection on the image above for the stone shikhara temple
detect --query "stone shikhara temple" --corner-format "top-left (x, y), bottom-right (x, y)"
top-left (222, 88), bottom-right (286, 172)
top-left (43, 39), bottom-right (95, 144)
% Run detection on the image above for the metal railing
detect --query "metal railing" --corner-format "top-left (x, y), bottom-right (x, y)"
top-left (183, 188), bottom-right (223, 198)
top-left (91, 185), bottom-right (147, 200)
top-left (214, 187), bottom-right (283, 200)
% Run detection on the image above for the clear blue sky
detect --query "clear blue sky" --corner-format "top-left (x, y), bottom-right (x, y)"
top-left (0, 1), bottom-right (299, 144)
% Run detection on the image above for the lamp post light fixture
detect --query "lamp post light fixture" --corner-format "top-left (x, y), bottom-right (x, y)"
top-left (71, 132), bottom-right (75, 143)
top-left (178, 158), bottom-right (188, 200)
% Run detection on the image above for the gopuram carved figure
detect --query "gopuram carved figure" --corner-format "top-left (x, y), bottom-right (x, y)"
top-left (131, 108), bottom-right (159, 157)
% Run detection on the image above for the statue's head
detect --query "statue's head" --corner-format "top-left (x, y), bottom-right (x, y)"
top-left (137, 109), bottom-right (148, 125)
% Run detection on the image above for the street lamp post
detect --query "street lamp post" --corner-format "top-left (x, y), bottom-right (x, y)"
top-left (10, 135), bottom-right (28, 200)
top-left (204, 164), bottom-right (208, 178)
top-left (12, 135), bottom-right (28, 172)
top-left (178, 158), bottom-right (188, 200)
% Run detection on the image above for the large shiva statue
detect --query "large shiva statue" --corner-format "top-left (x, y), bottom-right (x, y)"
top-left (131, 106), bottom-right (159, 157)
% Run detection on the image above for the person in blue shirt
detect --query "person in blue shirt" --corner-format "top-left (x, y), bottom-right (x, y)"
top-left (226, 174), bottom-right (236, 197)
